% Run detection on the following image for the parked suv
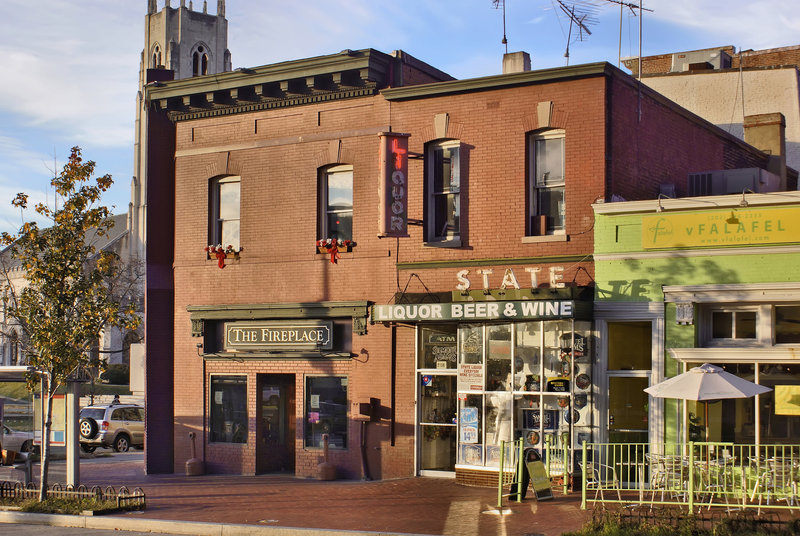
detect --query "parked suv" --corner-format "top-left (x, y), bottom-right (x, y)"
top-left (79, 403), bottom-right (144, 453)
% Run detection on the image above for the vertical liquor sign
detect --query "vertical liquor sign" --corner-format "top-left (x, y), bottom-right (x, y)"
top-left (377, 132), bottom-right (410, 238)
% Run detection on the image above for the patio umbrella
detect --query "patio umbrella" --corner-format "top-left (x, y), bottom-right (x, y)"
top-left (644, 363), bottom-right (772, 441)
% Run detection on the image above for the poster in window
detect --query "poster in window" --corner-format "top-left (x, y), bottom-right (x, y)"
top-left (460, 406), bottom-right (479, 443)
top-left (458, 363), bottom-right (484, 392)
top-left (775, 385), bottom-right (800, 415)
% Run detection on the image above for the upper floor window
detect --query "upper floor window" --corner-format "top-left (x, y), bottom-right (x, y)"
top-left (210, 176), bottom-right (240, 250)
top-left (193, 46), bottom-right (209, 76)
top-left (527, 130), bottom-right (565, 235)
top-left (425, 140), bottom-right (460, 243)
top-left (318, 165), bottom-right (353, 241)
top-left (700, 304), bottom-right (800, 347)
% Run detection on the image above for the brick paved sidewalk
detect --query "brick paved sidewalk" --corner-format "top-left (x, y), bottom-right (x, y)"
top-left (4, 457), bottom-right (593, 536)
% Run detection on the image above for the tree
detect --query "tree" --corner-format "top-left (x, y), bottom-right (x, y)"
top-left (0, 147), bottom-right (140, 500)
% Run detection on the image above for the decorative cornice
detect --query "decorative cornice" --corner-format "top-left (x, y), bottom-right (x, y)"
top-left (381, 62), bottom-right (613, 101)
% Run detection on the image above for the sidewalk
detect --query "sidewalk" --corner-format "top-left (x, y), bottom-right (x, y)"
top-left (0, 457), bottom-right (592, 536)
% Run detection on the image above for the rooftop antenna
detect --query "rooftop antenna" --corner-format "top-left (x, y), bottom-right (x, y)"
top-left (551, 0), bottom-right (599, 66)
top-left (601, 0), bottom-right (653, 72)
top-left (492, 0), bottom-right (509, 53)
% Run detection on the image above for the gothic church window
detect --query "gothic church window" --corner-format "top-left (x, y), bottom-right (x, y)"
top-left (193, 46), bottom-right (209, 76)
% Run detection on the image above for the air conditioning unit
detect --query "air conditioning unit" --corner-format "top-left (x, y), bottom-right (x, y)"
top-left (688, 168), bottom-right (781, 197)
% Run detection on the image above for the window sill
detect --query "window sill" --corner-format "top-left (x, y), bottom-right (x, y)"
top-left (521, 234), bottom-right (568, 244)
top-left (423, 239), bottom-right (462, 248)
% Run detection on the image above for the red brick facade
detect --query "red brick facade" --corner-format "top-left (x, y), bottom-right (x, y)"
top-left (144, 50), bottom-right (771, 480)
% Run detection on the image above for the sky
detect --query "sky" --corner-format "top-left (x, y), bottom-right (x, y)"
top-left (0, 0), bottom-right (798, 234)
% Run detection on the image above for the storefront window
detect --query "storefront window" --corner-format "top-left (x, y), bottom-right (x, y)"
top-left (485, 391), bottom-right (513, 467)
top-left (449, 320), bottom-right (593, 469)
top-left (759, 364), bottom-right (800, 444)
top-left (305, 376), bottom-right (348, 449)
top-left (458, 394), bottom-right (483, 465)
top-left (514, 322), bottom-right (541, 391)
top-left (418, 325), bottom-right (457, 369)
top-left (775, 306), bottom-right (800, 344)
top-left (459, 325), bottom-right (483, 364)
top-left (210, 376), bottom-right (248, 443)
top-left (486, 325), bottom-right (512, 391)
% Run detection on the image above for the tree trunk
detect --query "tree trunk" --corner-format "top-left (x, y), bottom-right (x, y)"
top-left (38, 376), bottom-right (55, 501)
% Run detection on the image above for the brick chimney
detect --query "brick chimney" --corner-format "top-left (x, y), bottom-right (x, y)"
top-left (503, 51), bottom-right (531, 74)
top-left (744, 112), bottom-right (787, 190)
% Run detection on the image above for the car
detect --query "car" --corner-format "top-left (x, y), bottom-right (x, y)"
top-left (1, 425), bottom-right (37, 457)
top-left (79, 403), bottom-right (144, 453)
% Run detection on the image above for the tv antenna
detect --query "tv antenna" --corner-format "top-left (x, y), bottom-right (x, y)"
top-left (492, 0), bottom-right (509, 53)
top-left (602, 0), bottom-right (653, 73)
top-left (551, 0), bottom-right (599, 65)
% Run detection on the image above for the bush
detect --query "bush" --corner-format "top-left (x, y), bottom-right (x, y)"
top-left (100, 364), bottom-right (129, 385)
top-left (18, 497), bottom-right (120, 515)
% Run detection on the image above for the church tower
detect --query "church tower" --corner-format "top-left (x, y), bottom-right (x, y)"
top-left (131, 0), bottom-right (232, 264)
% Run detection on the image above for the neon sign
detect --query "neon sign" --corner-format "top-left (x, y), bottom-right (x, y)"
top-left (378, 132), bottom-right (410, 238)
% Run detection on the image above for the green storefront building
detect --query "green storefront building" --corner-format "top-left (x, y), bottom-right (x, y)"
top-left (593, 191), bottom-right (800, 447)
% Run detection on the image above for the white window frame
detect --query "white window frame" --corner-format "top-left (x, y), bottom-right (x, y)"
top-left (528, 129), bottom-right (565, 236)
top-left (425, 139), bottom-right (461, 247)
top-left (318, 164), bottom-right (353, 241)
top-left (210, 176), bottom-right (240, 250)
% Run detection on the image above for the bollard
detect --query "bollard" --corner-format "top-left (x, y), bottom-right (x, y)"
top-left (185, 432), bottom-right (204, 476)
top-left (318, 433), bottom-right (336, 480)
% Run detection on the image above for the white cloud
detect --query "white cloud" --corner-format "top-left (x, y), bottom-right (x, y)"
top-left (646, 0), bottom-right (800, 52)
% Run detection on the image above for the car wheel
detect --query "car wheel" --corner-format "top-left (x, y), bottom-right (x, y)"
top-left (20, 440), bottom-right (32, 454)
top-left (79, 418), bottom-right (99, 439)
top-left (80, 444), bottom-right (96, 453)
top-left (114, 434), bottom-right (130, 453)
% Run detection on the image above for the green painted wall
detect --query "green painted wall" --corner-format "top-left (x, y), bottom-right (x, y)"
top-left (594, 210), bottom-right (800, 302)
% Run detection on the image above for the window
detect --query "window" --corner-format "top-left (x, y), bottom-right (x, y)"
top-left (305, 376), bottom-right (348, 449)
top-left (528, 130), bottom-right (565, 235)
top-left (318, 165), bottom-right (353, 241)
top-left (210, 376), bottom-right (248, 443)
top-left (425, 140), bottom-right (460, 243)
top-left (152, 44), bottom-right (162, 68)
top-left (193, 45), bottom-right (208, 76)
top-left (210, 176), bottom-right (240, 250)
top-left (775, 305), bottom-right (800, 343)
top-left (712, 310), bottom-right (756, 340)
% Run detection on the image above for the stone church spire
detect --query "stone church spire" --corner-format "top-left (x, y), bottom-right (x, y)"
top-left (217, 0), bottom-right (225, 18)
top-left (147, 0), bottom-right (157, 15)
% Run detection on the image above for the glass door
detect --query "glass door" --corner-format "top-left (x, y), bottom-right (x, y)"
top-left (257, 374), bottom-right (295, 474)
top-left (419, 374), bottom-right (457, 472)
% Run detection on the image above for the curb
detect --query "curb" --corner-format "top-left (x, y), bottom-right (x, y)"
top-left (0, 511), bottom-right (432, 536)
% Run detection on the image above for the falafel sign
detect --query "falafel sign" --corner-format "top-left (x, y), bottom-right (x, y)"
top-left (224, 321), bottom-right (332, 351)
top-left (371, 300), bottom-right (574, 322)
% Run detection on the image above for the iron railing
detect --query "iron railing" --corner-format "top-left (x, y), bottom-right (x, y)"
top-left (0, 481), bottom-right (146, 510)
top-left (581, 441), bottom-right (800, 513)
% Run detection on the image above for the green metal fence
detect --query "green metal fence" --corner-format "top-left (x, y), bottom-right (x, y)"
top-left (581, 441), bottom-right (800, 513)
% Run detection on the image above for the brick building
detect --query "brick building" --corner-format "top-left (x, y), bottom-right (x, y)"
top-left (622, 44), bottom-right (800, 177)
top-left (141, 46), bottom-right (779, 484)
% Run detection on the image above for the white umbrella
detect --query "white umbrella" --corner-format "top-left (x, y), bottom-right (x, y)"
top-left (645, 363), bottom-right (772, 441)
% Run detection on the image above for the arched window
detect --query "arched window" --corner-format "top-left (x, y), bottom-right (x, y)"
top-left (193, 45), bottom-right (209, 76)
top-left (152, 44), bottom-right (162, 68)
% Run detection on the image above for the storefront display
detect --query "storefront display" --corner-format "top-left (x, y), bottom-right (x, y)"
top-left (417, 317), bottom-right (594, 475)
